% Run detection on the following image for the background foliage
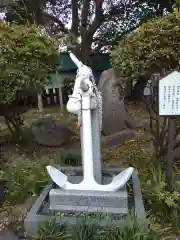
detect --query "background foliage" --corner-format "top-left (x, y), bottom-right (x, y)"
top-left (0, 22), bottom-right (59, 104)
top-left (111, 9), bottom-right (180, 85)
top-left (1, 0), bottom-right (176, 64)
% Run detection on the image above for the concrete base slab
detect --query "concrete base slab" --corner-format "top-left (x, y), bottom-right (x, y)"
top-left (0, 231), bottom-right (18, 240)
top-left (24, 168), bottom-right (145, 238)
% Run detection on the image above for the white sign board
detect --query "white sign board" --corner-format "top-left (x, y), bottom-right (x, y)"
top-left (159, 71), bottom-right (180, 116)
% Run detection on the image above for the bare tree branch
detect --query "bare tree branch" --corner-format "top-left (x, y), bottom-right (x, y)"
top-left (82, 0), bottom-right (104, 41)
top-left (43, 11), bottom-right (69, 34)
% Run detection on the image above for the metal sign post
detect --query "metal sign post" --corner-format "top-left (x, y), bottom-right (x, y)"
top-left (159, 71), bottom-right (180, 191)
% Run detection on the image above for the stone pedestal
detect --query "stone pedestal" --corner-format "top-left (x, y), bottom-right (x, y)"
top-left (49, 187), bottom-right (128, 214)
top-left (24, 168), bottom-right (145, 238)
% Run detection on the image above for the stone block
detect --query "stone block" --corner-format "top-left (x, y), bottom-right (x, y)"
top-left (49, 189), bottom-right (128, 214)
top-left (0, 231), bottom-right (18, 240)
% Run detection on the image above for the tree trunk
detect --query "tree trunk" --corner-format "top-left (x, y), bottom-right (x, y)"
top-left (76, 0), bottom-right (104, 66)
top-left (80, 40), bottom-right (92, 66)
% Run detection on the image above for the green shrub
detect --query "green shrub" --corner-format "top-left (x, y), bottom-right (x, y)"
top-left (103, 140), bottom-right (152, 171)
top-left (0, 22), bottom-right (59, 104)
top-left (1, 150), bottom-right (82, 205)
top-left (3, 158), bottom-right (50, 205)
top-left (111, 9), bottom-right (180, 85)
top-left (55, 150), bottom-right (81, 166)
top-left (37, 214), bottom-right (170, 240)
top-left (142, 165), bottom-right (180, 222)
top-left (0, 22), bottom-right (59, 141)
top-left (38, 218), bottom-right (68, 240)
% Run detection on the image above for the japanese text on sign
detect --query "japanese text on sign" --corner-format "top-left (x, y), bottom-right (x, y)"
top-left (159, 71), bottom-right (180, 116)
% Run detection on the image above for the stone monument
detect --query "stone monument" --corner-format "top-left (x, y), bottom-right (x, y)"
top-left (98, 68), bottom-right (136, 136)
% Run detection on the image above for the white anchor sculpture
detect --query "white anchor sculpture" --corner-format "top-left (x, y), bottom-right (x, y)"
top-left (47, 52), bottom-right (133, 191)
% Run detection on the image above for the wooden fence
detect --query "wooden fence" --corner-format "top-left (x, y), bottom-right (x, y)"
top-left (36, 86), bottom-right (72, 112)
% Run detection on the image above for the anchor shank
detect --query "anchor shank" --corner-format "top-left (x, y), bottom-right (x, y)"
top-left (91, 107), bottom-right (102, 184)
top-left (81, 94), bottom-right (95, 183)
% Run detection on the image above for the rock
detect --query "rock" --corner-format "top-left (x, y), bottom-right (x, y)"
top-left (62, 130), bottom-right (136, 154)
top-left (32, 117), bottom-right (72, 147)
top-left (101, 129), bottom-right (136, 148)
top-left (125, 115), bottom-right (137, 129)
top-left (0, 231), bottom-right (18, 240)
top-left (98, 68), bottom-right (136, 136)
top-left (176, 134), bottom-right (180, 143)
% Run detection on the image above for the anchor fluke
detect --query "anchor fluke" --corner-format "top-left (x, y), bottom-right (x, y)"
top-left (109, 167), bottom-right (134, 191)
top-left (46, 166), bottom-right (68, 188)
top-left (46, 165), bottom-right (134, 191)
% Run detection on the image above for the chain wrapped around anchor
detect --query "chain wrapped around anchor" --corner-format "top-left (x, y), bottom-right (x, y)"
top-left (67, 53), bottom-right (102, 131)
